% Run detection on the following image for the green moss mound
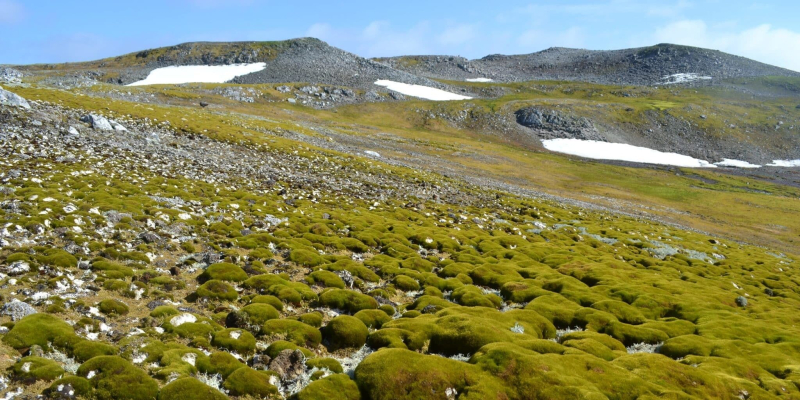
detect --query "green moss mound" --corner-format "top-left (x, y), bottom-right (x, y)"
top-left (73, 340), bottom-right (119, 362)
top-left (319, 289), bottom-right (378, 313)
top-left (196, 351), bottom-right (245, 379)
top-left (262, 319), bottom-right (322, 347)
top-left (98, 299), bottom-right (129, 316)
top-left (354, 309), bottom-right (391, 329)
top-left (240, 303), bottom-right (280, 325)
top-left (292, 374), bottom-right (360, 400)
top-left (223, 367), bottom-right (279, 398)
top-left (77, 356), bottom-right (159, 400)
top-left (305, 358), bottom-right (343, 374)
top-left (290, 248), bottom-right (324, 267)
top-left (322, 315), bottom-right (369, 351)
top-left (212, 328), bottom-right (257, 353)
top-left (159, 377), bottom-right (230, 400)
top-left (250, 295), bottom-right (284, 311)
top-left (2, 313), bottom-right (80, 350)
top-left (199, 263), bottom-right (248, 283)
top-left (47, 376), bottom-right (93, 398)
top-left (196, 279), bottom-right (238, 301)
top-left (265, 340), bottom-right (315, 359)
top-left (11, 356), bottom-right (64, 381)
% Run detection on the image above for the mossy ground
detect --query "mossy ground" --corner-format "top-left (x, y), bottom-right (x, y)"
top-left (0, 77), bottom-right (799, 399)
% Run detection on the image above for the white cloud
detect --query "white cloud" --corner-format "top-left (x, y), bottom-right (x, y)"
top-left (0, 0), bottom-right (25, 24)
top-left (654, 20), bottom-right (800, 72)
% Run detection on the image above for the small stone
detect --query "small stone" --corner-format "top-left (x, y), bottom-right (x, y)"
top-left (735, 296), bottom-right (748, 307)
top-left (139, 232), bottom-right (162, 243)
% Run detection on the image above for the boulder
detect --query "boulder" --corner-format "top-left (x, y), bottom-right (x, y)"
top-left (81, 114), bottom-right (113, 131)
top-left (268, 349), bottom-right (305, 381)
top-left (0, 68), bottom-right (23, 84)
top-left (515, 106), bottom-right (604, 141)
top-left (1, 300), bottom-right (37, 321)
top-left (0, 87), bottom-right (31, 109)
top-left (735, 296), bottom-right (748, 307)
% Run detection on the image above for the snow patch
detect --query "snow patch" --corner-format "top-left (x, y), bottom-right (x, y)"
top-left (542, 139), bottom-right (716, 168)
top-left (661, 73), bottom-right (712, 84)
top-left (715, 159), bottom-right (761, 168)
top-left (128, 63), bottom-right (266, 86)
top-left (466, 78), bottom-right (493, 82)
top-left (768, 159), bottom-right (800, 167)
top-left (364, 150), bottom-right (381, 158)
top-left (374, 80), bottom-right (471, 101)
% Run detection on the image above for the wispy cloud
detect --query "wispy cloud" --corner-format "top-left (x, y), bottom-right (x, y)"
top-left (653, 19), bottom-right (800, 71)
top-left (0, 0), bottom-right (25, 24)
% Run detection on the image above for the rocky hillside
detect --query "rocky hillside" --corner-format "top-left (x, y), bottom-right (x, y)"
top-left (377, 43), bottom-right (800, 85)
top-left (1, 84), bottom-right (800, 400)
top-left (17, 38), bottom-right (450, 91)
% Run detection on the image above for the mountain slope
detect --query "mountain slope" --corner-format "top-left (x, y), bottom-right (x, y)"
top-left (18, 38), bottom-right (448, 90)
top-left (376, 43), bottom-right (800, 85)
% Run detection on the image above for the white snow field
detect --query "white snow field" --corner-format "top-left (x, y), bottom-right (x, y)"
top-left (542, 139), bottom-right (716, 168)
top-left (466, 78), bottom-right (493, 82)
top-left (127, 63), bottom-right (266, 86)
top-left (660, 73), bottom-right (712, 85)
top-left (714, 159), bottom-right (761, 168)
top-left (374, 80), bottom-right (471, 101)
top-left (768, 160), bottom-right (800, 167)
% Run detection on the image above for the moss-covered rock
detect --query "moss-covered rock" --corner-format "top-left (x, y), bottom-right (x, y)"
top-left (73, 340), bottom-right (119, 362)
top-left (195, 279), bottom-right (238, 301)
top-left (305, 358), bottom-right (343, 374)
top-left (250, 295), bottom-right (284, 311)
top-left (262, 319), bottom-right (322, 347)
top-left (291, 374), bottom-right (360, 400)
top-left (77, 356), bottom-right (159, 400)
top-left (199, 263), bottom-right (248, 283)
top-left (319, 289), bottom-right (378, 313)
top-left (10, 356), bottom-right (64, 381)
top-left (265, 340), bottom-right (315, 359)
top-left (290, 248), bottom-right (325, 267)
top-left (2, 313), bottom-right (80, 351)
top-left (223, 366), bottom-right (279, 398)
top-left (354, 309), bottom-right (392, 329)
top-left (98, 298), bottom-right (129, 316)
top-left (393, 275), bottom-right (420, 291)
top-left (196, 351), bottom-right (245, 379)
top-left (212, 328), bottom-right (257, 353)
top-left (236, 303), bottom-right (280, 326)
top-left (322, 315), bottom-right (369, 351)
top-left (47, 376), bottom-right (94, 398)
top-left (159, 377), bottom-right (230, 400)
top-left (292, 311), bottom-right (323, 328)
top-left (307, 270), bottom-right (346, 288)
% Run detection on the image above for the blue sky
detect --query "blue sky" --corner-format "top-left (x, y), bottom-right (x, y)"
top-left (2, 0), bottom-right (799, 71)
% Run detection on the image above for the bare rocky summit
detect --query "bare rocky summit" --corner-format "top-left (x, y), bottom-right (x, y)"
top-left (377, 43), bottom-right (800, 85)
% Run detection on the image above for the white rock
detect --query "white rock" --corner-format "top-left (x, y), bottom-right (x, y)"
top-left (170, 313), bottom-right (197, 327)
top-left (0, 87), bottom-right (31, 109)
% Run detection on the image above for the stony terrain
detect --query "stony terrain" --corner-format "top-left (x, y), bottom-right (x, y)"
top-left (377, 43), bottom-right (800, 85)
top-left (1, 40), bottom-right (800, 400)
